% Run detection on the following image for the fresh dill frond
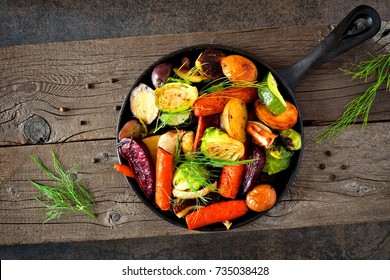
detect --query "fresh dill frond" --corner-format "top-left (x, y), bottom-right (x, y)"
top-left (183, 151), bottom-right (255, 168)
top-left (199, 76), bottom-right (266, 95)
top-left (317, 52), bottom-right (390, 144)
top-left (29, 150), bottom-right (95, 223)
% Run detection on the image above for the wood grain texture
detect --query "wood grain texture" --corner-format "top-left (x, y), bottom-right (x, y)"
top-left (0, 123), bottom-right (389, 245)
top-left (1, 22), bottom-right (389, 146)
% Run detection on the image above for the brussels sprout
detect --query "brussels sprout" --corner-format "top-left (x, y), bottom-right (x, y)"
top-left (200, 127), bottom-right (245, 161)
top-left (159, 110), bottom-right (192, 126)
top-left (279, 129), bottom-right (302, 151)
top-left (268, 144), bottom-right (293, 159)
top-left (154, 82), bottom-right (198, 113)
top-left (262, 149), bottom-right (292, 175)
top-left (173, 162), bottom-right (210, 191)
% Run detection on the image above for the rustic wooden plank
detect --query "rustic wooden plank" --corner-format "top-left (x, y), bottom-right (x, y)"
top-left (1, 22), bottom-right (389, 146)
top-left (0, 122), bottom-right (388, 245)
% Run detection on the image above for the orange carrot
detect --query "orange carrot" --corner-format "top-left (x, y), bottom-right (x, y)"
top-left (218, 164), bottom-right (246, 199)
top-left (193, 96), bottom-right (231, 116)
top-left (207, 87), bottom-right (258, 103)
top-left (185, 200), bottom-right (249, 230)
top-left (193, 115), bottom-right (211, 152)
top-left (114, 163), bottom-right (135, 178)
top-left (155, 147), bottom-right (174, 211)
top-left (193, 87), bottom-right (257, 117)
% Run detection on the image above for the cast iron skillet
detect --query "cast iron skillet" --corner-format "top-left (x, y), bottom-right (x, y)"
top-left (117, 5), bottom-right (381, 230)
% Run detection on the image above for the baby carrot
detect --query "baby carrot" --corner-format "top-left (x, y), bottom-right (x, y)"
top-left (207, 87), bottom-right (258, 103)
top-left (114, 163), bottom-right (135, 178)
top-left (193, 96), bottom-right (232, 117)
top-left (185, 200), bottom-right (249, 230)
top-left (155, 147), bottom-right (174, 211)
top-left (193, 87), bottom-right (257, 117)
top-left (218, 164), bottom-right (245, 199)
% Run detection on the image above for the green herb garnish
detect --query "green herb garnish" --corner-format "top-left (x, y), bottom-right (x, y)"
top-left (29, 150), bottom-right (95, 222)
top-left (317, 52), bottom-right (390, 144)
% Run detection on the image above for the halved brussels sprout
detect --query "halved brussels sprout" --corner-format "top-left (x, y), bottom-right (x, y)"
top-left (279, 129), bottom-right (302, 151)
top-left (200, 127), bottom-right (245, 161)
top-left (173, 162), bottom-right (210, 191)
top-left (262, 149), bottom-right (292, 175)
top-left (268, 144), bottom-right (293, 159)
top-left (154, 82), bottom-right (198, 113)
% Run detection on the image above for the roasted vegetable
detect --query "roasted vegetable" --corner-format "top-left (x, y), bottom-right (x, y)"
top-left (155, 147), bottom-right (174, 211)
top-left (154, 82), bottom-right (198, 113)
top-left (142, 135), bottom-right (161, 164)
top-left (114, 163), bottom-right (135, 178)
top-left (193, 95), bottom-right (233, 117)
top-left (130, 83), bottom-right (159, 125)
top-left (172, 192), bottom-right (222, 218)
top-left (185, 200), bottom-right (249, 230)
top-left (279, 129), bottom-right (302, 151)
top-left (157, 130), bottom-right (185, 155)
top-left (246, 184), bottom-right (277, 212)
top-left (220, 55), bottom-right (258, 82)
top-left (200, 127), bottom-right (245, 161)
top-left (155, 131), bottom-right (186, 210)
top-left (193, 114), bottom-right (220, 152)
top-left (246, 121), bottom-right (277, 149)
top-left (206, 87), bottom-right (258, 103)
top-left (258, 72), bottom-right (287, 115)
top-left (151, 63), bottom-right (172, 88)
top-left (118, 138), bottom-right (155, 198)
top-left (221, 98), bottom-right (248, 143)
top-left (268, 144), bottom-right (293, 159)
top-left (173, 162), bottom-right (211, 191)
top-left (262, 148), bottom-right (292, 175)
top-left (173, 185), bottom-right (214, 200)
top-left (173, 67), bottom-right (209, 83)
top-left (218, 163), bottom-right (245, 199)
top-left (193, 87), bottom-right (257, 117)
top-left (118, 118), bottom-right (147, 140)
top-left (195, 48), bottom-right (225, 79)
top-left (254, 100), bottom-right (298, 130)
top-left (240, 145), bottom-right (266, 195)
top-left (181, 131), bottom-right (195, 156)
top-left (159, 110), bottom-right (192, 126)
top-left (173, 199), bottom-right (203, 218)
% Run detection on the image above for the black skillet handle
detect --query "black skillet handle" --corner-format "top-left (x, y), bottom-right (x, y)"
top-left (277, 5), bottom-right (381, 92)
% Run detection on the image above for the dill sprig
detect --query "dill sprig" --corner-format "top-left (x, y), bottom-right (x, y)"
top-left (184, 152), bottom-right (255, 168)
top-left (199, 76), bottom-right (266, 95)
top-left (29, 150), bottom-right (95, 222)
top-left (316, 52), bottom-right (390, 144)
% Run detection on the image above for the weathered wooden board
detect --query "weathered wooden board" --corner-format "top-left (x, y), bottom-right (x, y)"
top-left (1, 23), bottom-right (389, 146)
top-left (1, 123), bottom-right (389, 245)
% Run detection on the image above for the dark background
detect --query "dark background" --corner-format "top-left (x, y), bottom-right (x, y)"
top-left (1, 0), bottom-right (389, 259)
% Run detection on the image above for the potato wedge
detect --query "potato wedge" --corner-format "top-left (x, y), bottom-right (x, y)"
top-left (222, 98), bottom-right (248, 143)
top-left (221, 55), bottom-right (258, 82)
top-left (142, 135), bottom-right (161, 164)
top-left (254, 100), bottom-right (298, 130)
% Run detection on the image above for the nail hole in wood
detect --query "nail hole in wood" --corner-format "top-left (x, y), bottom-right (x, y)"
top-left (23, 115), bottom-right (51, 144)
top-left (110, 213), bottom-right (121, 222)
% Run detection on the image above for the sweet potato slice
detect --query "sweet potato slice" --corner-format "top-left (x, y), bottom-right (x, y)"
top-left (254, 100), bottom-right (298, 130)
